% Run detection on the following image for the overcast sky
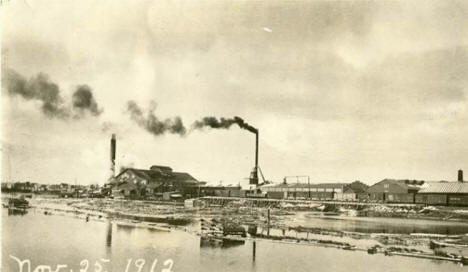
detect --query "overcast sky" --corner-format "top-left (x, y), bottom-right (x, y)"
top-left (2, 0), bottom-right (468, 186)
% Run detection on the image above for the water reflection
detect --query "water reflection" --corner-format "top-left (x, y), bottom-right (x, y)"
top-left (106, 221), bottom-right (112, 247)
top-left (200, 236), bottom-right (245, 248)
top-left (252, 241), bottom-right (256, 262)
top-left (293, 213), bottom-right (468, 235)
top-left (115, 223), bottom-right (135, 233)
top-left (7, 208), bottom-right (28, 216)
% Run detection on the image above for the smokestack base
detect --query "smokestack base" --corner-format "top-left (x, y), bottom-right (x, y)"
top-left (249, 167), bottom-right (259, 185)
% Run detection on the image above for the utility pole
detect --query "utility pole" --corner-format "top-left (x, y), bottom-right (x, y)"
top-left (267, 208), bottom-right (270, 236)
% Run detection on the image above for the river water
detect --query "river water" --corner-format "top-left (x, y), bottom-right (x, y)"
top-left (2, 208), bottom-right (466, 272)
top-left (288, 212), bottom-right (468, 234)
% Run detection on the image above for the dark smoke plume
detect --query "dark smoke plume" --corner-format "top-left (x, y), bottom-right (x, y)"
top-left (72, 85), bottom-right (102, 117)
top-left (3, 69), bottom-right (103, 120)
top-left (233, 116), bottom-right (258, 133)
top-left (4, 69), bottom-right (69, 119)
top-left (126, 100), bottom-right (187, 136)
top-left (192, 116), bottom-right (258, 133)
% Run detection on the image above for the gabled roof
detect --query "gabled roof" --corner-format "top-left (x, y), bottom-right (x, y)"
top-left (116, 168), bottom-right (163, 181)
top-left (419, 182), bottom-right (468, 194)
top-left (372, 179), bottom-right (424, 191)
top-left (344, 181), bottom-right (369, 193)
top-left (150, 165), bottom-right (172, 170)
top-left (115, 167), bottom-right (199, 185)
top-left (172, 172), bottom-right (197, 181)
top-left (150, 165), bottom-right (173, 173)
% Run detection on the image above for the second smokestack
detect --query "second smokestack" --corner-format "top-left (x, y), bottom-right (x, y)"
top-left (249, 130), bottom-right (259, 185)
top-left (110, 134), bottom-right (116, 179)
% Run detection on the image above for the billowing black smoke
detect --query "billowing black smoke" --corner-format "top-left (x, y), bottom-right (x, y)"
top-left (3, 69), bottom-right (103, 119)
top-left (4, 69), bottom-right (69, 119)
top-left (233, 116), bottom-right (258, 134)
top-left (192, 116), bottom-right (258, 134)
top-left (72, 85), bottom-right (102, 117)
top-left (126, 100), bottom-right (187, 136)
top-left (125, 101), bottom-right (258, 137)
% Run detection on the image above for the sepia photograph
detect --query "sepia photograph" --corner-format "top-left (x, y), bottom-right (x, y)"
top-left (1, 0), bottom-right (468, 271)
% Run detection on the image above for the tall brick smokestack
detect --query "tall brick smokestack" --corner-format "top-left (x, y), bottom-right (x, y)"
top-left (459, 169), bottom-right (463, 182)
top-left (110, 134), bottom-right (116, 179)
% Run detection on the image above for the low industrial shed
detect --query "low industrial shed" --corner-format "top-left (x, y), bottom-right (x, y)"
top-left (334, 181), bottom-right (369, 201)
top-left (200, 186), bottom-right (242, 198)
top-left (415, 194), bottom-right (447, 205)
top-left (267, 191), bottom-right (286, 199)
top-left (286, 191), bottom-right (334, 200)
top-left (308, 192), bottom-right (334, 200)
top-left (448, 196), bottom-right (468, 206)
top-left (261, 182), bottom-right (347, 200)
top-left (367, 192), bottom-right (415, 203)
top-left (334, 192), bottom-right (370, 201)
top-left (334, 192), bottom-right (357, 201)
top-left (368, 179), bottom-right (423, 203)
top-left (418, 182), bottom-right (468, 206)
top-left (385, 193), bottom-right (415, 203)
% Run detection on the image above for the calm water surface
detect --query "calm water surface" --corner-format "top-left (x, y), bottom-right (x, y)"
top-left (2, 208), bottom-right (466, 272)
top-left (289, 212), bottom-right (468, 234)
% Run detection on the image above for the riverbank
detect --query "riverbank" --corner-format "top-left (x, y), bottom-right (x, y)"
top-left (4, 194), bottom-right (468, 265)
